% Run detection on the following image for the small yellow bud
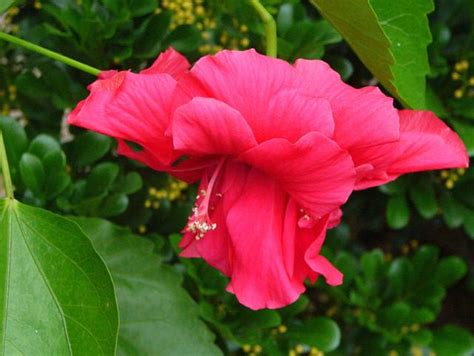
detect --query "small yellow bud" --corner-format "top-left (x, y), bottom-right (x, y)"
top-left (454, 88), bottom-right (464, 98)
top-left (152, 201), bottom-right (160, 209)
top-left (253, 344), bottom-right (263, 353)
top-left (469, 77), bottom-right (474, 86)
top-left (240, 38), bottom-right (250, 47)
top-left (388, 351), bottom-right (398, 356)
top-left (34, 1), bottom-right (42, 9)
top-left (289, 350), bottom-right (297, 356)
top-left (242, 344), bottom-right (251, 353)
top-left (457, 168), bottom-right (466, 175)
top-left (278, 324), bottom-right (288, 333)
top-left (201, 31), bottom-right (211, 40)
top-left (410, 323), bottom-right (420, 332)
top-left (138, 225), bottom-right (146, 234)
top-left (295, 344), bottom-right (305, 354)
top-left (401, 326), bottom-right (409, 334)
top-left (410, 346), bottom-right (423, 356)
top-left (195, 5), bottom-right (205, 16)
top-left (445, 179), bottom-right (454, 189)
top-left (144, 200), bottom-right (152, 208)
top-left (410, 239), bottom-right (419, 249)
top-left (441, 170), bottom-right (449, 178)
top-left (240, 24), bottom-right (249, 32)
top-left (451, 72), bottom-right (461, 80)
top-left (154, 8), bottom-right (162, 14)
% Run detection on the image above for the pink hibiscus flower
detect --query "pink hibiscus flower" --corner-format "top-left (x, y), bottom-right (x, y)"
top-left (69, 48), bottom-right (468, 310)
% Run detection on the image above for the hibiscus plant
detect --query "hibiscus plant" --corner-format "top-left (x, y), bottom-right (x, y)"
top-left (0, 0), bottom-right (473, 355)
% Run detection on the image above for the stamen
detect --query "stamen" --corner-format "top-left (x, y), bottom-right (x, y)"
top-left (186, 159), bottom-right (226, 240)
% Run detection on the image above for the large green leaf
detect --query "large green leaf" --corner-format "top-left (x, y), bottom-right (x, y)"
top-left (74, 218), bottom-right (222, 356)
top-left (0, 0), bottom-right (15, 14)
top-left (0, 198), bottom-right (118, 355)
top-left (311, 0), bottom-right (433, 109)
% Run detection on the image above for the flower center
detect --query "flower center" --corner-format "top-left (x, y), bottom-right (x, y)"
top-left (186, 158), bottom-right (226, 240)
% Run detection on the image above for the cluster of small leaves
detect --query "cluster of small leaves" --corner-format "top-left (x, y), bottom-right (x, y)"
top-left (315, 227), bottom-right (473, 355)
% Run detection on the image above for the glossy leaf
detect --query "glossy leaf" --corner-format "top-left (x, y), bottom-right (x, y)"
top-left (311, 0), bottom-right (433, 108)
top-left (431, 325), bottom-right (474, 356)
top-left (19, 152), bottom-right (45, 195)
top-left (74, 218), bottom-right (222, 356)
top-left (386, 195), bottom-right (410, 229)
top-left (0, 0), bottom-right (14, 13)
top-left (71, 132), bottom-right (112, 167)
top-left (288, 317), bottom-right (341, 352)
top-left (0, 198), bottom-right (118, 355)
top-left (409, 182), bottom-right (437, 219)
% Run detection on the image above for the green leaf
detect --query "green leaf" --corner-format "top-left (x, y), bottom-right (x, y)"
top-left (311, 0), bottom-right (433, 108)
top-left (409, 182), bottom-right (437, 219)
top-left (112, 172), bottom-right (143, 195)
top-left (72, 132), bottom-right (112, 167)
top-left (0, 199), bottom-right (118, 354)
top-left (434, 256), bottom-right (467, 288)
top-left (431, 325), bottom-right (474, 356)
top-left (439, 193), bottom-right (464, 228)
top-left (288, 317), bottom-right (341, 352)
top-left (85, 162), bottom-right (120, 198)
top-left (28, 134), bottom-right (61, 160)
top-left (281, 20), bottom-right (341, 61)
top-left (99, 193), bottom-right (128, 217)
top-left (165, 25), bottom-right (201, 52)
top-left (73, 218), bottom-right (222, 356)
top-left (386, 194), bottom-right (410, 229)
top-left (19, 152), bottom-right (45, 196)
top-left (0, 0), bottom-right (15, 13)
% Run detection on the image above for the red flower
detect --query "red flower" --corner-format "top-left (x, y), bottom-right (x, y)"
top-left (69, 48), bottom-right (468, 310)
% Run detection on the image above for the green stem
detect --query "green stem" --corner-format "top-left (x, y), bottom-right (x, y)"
top-left (0, 31), bottom-right (101, 76)
top-left (0, 130), bottom-right (14, 199)
top-left (249, 0), bottom-right (277, 57)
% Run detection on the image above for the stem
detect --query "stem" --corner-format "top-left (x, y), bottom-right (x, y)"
top-left (0, 130), bottom-right (14, 199)
top-left (249, 0), bottom-right (277, 57)
top-left (0, 31), bottom-right (101, 76)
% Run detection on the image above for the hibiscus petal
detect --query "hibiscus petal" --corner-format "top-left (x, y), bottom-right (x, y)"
top-left (182, 161), bottom-right (250, 276)
top-left (303, 216), bottom-right (343, 286)
top-left (172, 97), bottom-right (257, 156)
top-left (295, 59), bottom-right (399, 149)
top-left (68, 71), bottom-right (177, 165)
top-left (353, 110), bottom-right (469, 189)
top-left (226, 169), bottom-right (304, 310)
top-left (140, 47), bottom-right (190, 79)
top-left (176, 49), bottom-right (300, 142)
top-left (259, 89), bottom-right (334, 142)
top-left (389, 110), bottom-right (469, 173)
top-left (239, 132), bottom-right (356, 217)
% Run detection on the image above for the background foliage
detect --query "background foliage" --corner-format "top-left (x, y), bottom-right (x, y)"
top-left (0, 0), bottom-right (473, 355)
